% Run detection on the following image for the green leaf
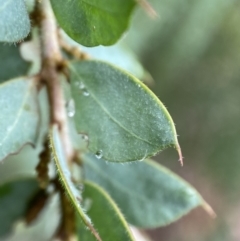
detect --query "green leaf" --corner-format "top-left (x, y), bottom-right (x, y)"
top-left (0, 77), bottom-right (40, 162)
top-left (78, 181), bottom-right (135, 241)
top-left (50, 126), bottom-right (101, 241)
top-left (0, 178), bottom-right (39, 238)
top-left (69, 60), bottom-right (181, 163)
top-left (83, 154), bottom-right (214, 228)
top-left (50, 0), bottom-right (136, 46)
top-left (0, 0), bottom-right (30, 42)
top-left (0, 43), bottom-right (30, 83)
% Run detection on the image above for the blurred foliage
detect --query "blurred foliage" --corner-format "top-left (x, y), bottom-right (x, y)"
top-left (0, 44), bottom-right (30, 82)
top-left (122, 0), bottom-right (240, 240)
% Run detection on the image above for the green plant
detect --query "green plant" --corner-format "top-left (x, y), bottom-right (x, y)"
top-left (0, 0), bottom-right (214, 240)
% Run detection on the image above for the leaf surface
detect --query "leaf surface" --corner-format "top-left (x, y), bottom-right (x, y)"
top-left (83, 154), bottom-right (212, 228)
top-left (50, 0), bottom-right (136, 46)
top-left (0, 179), bottom-right (39, 238)
top-left (0, 77), bottom-right (39, 162)
top-left (0, 0), bottom-right (30, 42)
top-left (50, 126), bottom-right (101, 241)
top-left (78, 181), bottom-right (135, 241)
top-left (0, 43), bottom-right (30, 83)
top-left (70, 60), bottom-right (181, 162)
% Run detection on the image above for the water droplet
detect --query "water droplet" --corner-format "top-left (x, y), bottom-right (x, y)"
top-left (77, 184), bottom-right (84, 191)
top-left (83, 198), bottom-right (93, 211)
top-left (77, 196), bottom-right (82, 202)
top-left (81, 134), bottom-right (89, 141)
top-left (66, 99), bottom-right (75, 117)
top-left (76, 81), bottom-right (90, 96)
top-left (79, 82), bottom-right (85, 90)
top-left (83, 89), bottom-right (90, 96)
top-left (75, 81), bottom-right (85, 89)
top-left (95, 150), bottom-right (103, 159)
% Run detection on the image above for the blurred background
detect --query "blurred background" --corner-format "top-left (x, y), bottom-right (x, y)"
top-left (123, 0), bottom-right (240, 240)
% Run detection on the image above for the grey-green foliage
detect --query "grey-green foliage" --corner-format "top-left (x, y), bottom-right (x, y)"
top-left (0, 1), bottom-right (211, 240)
top-left (78, 182), bottom-right (135, 241)
top-left (50, 0), bottom-right (136, 46)
top-left (0, 78), bottom-right (39, 161)
top-left (0, 179), bottom-right (39, 238)
top-left (0, 43), bottom-right (30, 83)
top-left (83, 154), bottom-right (207, 228)
top-left (70, 60), bottom-right (180, 162)
top-left (0, 0), bottom-right (30, 42)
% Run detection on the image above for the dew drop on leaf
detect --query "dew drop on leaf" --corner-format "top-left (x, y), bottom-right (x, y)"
top-left (66, 99), bottom-right (75, 117)
top-left (83, 89), bottom-right (90, 96)
top-left (81, 134), bottom-right (89, 141)
top-left (75, 81), bottom-right (84, 89)
top-left (95, 150), bottom-right (103, 159)
top-left (77, 184), bottom-right (84, 192)
top-left (76, 81), bottom-right (90, 96)
top-left (83, 198), bottom-right (93, 212)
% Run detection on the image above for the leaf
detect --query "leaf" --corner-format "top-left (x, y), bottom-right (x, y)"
top-left (0, 77), bottom-right (40, 162)
top-left (69, 60), bottom-right (182, 163)
top-left (50, 126), bottom-right (101, 241)
top-left (83, 154), bottom-right (214, 228)
top-left (0, 178), bottom-right (39, 238)
top-left (61, 31), bottom-right (148, 80)
top-left (0, 43), bottom-right (30, 83)
top-left (50, 0), bottom-right (136, 47)
top-left (78, 181), bottom-right (135, 241)
top-left (0, 0), bottom-right (30, 42)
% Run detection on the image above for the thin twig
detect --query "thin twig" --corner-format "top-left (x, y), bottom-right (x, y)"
top-left (38, 2), bottom-right (102, 240)
top-left (59, 32), bottom-right (90, 60)
top-left (136, 0), bottom-right (158, 18)
top-left (38, 0), bottom-right (74, 163)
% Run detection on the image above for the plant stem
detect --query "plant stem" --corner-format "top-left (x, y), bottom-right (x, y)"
top-left (39, 0), bottom-right (74, 163)
top-left (59, 31), bottom-right (90, 60)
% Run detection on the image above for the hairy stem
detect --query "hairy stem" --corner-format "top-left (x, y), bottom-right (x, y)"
top-left (57, 186), bottom-right (76, 241)
top-left (59, 31), bottom-right (90, 61)
top-left (39, 0), bottom-right (74, 162)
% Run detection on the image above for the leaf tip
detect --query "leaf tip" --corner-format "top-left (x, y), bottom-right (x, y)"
top-left (176, 144), bottom-right (184, 166)
top-left (136, 0), bottom-right (158, 19)
top-left (203, 202), bottom-right (217, 219)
